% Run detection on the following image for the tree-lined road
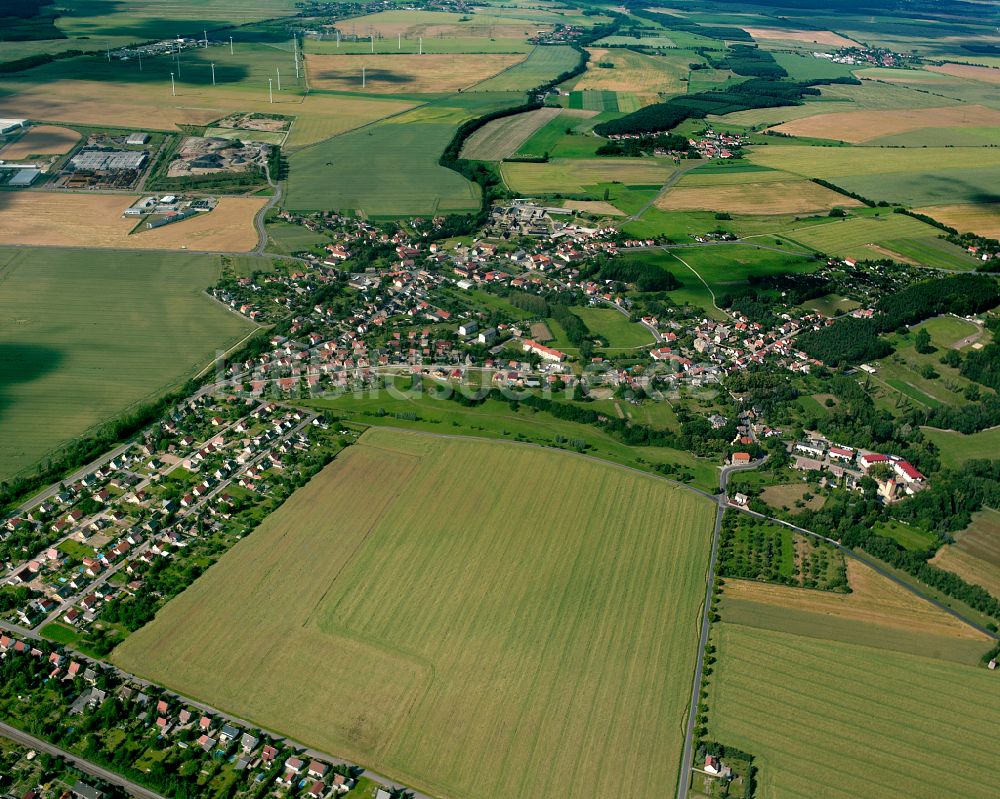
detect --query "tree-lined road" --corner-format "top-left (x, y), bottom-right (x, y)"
top-left (0, 720), bottom-right (167, 799)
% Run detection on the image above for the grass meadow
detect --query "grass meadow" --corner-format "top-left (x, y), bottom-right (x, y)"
top-left (779, 212), bottom-right (980, 269)
top-left (299, 380), bottom-right (719, 489)
top-left (470, 45), bottom-right (581, 91)
top-left (284, 94), bottom-right (521, 215)
top-left (571, 307), bottom-right (655, 348)
top-left (501, 158), bottom-right (672, 194)
top-left (708, 622), bottom-right (999, 798)
top-left (0, 248), bottom-right (254, 479)
top-left (113, 429), bottom-right (716, 799)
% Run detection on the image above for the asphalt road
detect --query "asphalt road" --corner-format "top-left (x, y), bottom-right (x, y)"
top-left (0, 720), bottom-right (167, 799)
top-left (252, 161), bottom-right (282, 256)
top-left (675, 458), bottom-right (766, 799)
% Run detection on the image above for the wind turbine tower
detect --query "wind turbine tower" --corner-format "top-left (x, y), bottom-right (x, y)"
top-left (211, 62), bottom-right (216, 85)
top-left (268, 77), bottom-right (273, 103)
top-left (170, 72), bottom-right (176, 96)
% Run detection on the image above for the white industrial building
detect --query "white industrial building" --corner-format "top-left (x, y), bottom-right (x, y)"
top-left (0, 119), bottom-right (28, 135)
top-left (69, 149), bottom-right (147, 171)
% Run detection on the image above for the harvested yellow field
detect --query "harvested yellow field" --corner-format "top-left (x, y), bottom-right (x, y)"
top-left (0, 80), bottom-right (223, 129)
top-left (927, 62), bottom-right (1000, 84)
top-left (742, 27), bottom-right (857, 47)
top-left (0, 125), bottom-right (79, 158)
top-left (656, 180), bottom-right (861, 215)
top-left (769, 104), bottom-right (1000, 143)
top-left (722, 559), bottom-right (987, 641)
top-left (575, 47), bottom-right (686, 95)
top-left (0, 80), bottom-right (413, 147)
top-left (305, 53), bottom-right (523, 93)
top-left (919, 202), bottom-right (1000, 238)
top-left (0, 193), bottom-right (263, 252)
top-left (563, 199), bottom-right (624, 216)
top-left (930, 509), bottom-right (1000, 598)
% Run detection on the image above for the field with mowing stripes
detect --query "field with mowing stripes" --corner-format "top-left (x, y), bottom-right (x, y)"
top-left (113, 429), bottom-right (715, 799)
top-left (0, 248), bottom-right (255, 480)
top-left (931, 509), bottom-right (1000, 599)
top-left (460, 106), bottom-right (562, 160)
top-left (708, 623), bottom-right (999, 798)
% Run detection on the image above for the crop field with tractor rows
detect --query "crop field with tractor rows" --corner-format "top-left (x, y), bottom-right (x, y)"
top-left (708, 623), bottom-right (1000, 798)
top-left (113, 429), bottom-right (716, 799)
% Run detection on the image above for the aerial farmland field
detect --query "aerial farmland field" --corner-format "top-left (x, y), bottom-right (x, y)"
top-left (470, 45), bottom-right (581, 91)
top-left (930, 509), bottom-right (1000, 598)
top-left (459, 107), bottom-right (562, 160)
top-left (0, 194), bottom-right (264, 252)
top-left (501, 157), bottom-right (673, 194)
top-left (113, 429), bottom-right (716, 799)
top-left (768, 104), bottom-right (1000, 144)
top-left (304, 52), bottom-right (524, 94)
top-left (656, 179), bottom-right (861, 215)
top-left (707, 623), bottom-right (999, 798)
top-left (572, 47), bottom-right (689, 100)
top-left (0, 248), bottom-right (255, 480)
top-left (780, 213), bottom-right (968, 266)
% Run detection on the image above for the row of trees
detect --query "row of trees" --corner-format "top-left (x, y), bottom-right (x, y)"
top-left (593, 76), bottom-right (856, 136)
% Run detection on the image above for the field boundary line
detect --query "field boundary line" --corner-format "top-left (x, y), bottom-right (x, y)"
top-left (735, 507), bottom-right (1000, 641)
top-left (356, 424), bottom-right (721, 502)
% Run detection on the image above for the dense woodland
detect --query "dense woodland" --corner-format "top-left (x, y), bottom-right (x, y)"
top-left (799, 274), bottom-right (1000, 366)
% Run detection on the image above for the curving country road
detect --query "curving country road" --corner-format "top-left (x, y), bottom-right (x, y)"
top-left (0, 720), bottom-right (167, 799)
top-left (252, 160), bottom-right (282, 256)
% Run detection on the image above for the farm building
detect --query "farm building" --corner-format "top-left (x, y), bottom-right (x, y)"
top-left (126, 132), bottom-right (150, 145)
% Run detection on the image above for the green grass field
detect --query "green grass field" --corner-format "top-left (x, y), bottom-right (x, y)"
top-left (501, 158), bottom-right (673, 194)
top-left (515, 113), bottom-right (603, 158)
top-left (781, 213), bottom-right (937, 253)
top-left (285, 94), bottom-right (519, 215)
top-left (873, 520), bottom-right (939, 552)
top-left (0, 248), bottom-right (254, 480)
top-left (571, 307), bottom-right (655, 348)
top-left (749, 145), bottom-right (1000, 206)
top-left (470, 45), bottom-right (581, 91)
top-left (299, 379), bottom-right (718, 489)
top-left (113, 429), bottom-right (715, 799)
top-left (52, 0), bottom-right (299, 40)
top-left (708, 623), bottom-right (1000, 798)
top-left (922, 426), bottom-right (1000, 469)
